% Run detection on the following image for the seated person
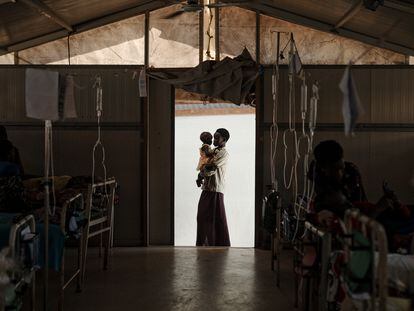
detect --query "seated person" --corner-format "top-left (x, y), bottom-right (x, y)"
top-left (307, 140), bottom-right (365, 219)
top-left (308, 140), bottom-right (412, 250)
top-left (0, 125), bottom-right (24, 175)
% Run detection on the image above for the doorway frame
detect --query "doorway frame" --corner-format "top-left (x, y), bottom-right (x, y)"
top-left (146, 68), bottom-right (262, 247)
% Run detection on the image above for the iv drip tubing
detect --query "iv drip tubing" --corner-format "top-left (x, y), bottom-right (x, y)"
top-left (92, 76), bottom-right (108, 189)
top-left (292, 82), bottom-right (319, 241)
top-left (270, 32), bottom-right (320, 243)
top-left (270, 31), bottom-right (282, 191)
top-left (283, 33), bottom-right (298, 192)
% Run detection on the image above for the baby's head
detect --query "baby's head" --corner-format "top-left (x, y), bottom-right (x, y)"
top-left (200, 132), bottom-right (213, 145)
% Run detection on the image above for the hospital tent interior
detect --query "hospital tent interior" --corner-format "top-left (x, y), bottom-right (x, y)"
top-left (0, 0), bottom-right (414, 310)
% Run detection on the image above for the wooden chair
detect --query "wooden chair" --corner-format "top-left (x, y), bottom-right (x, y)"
top-left (81, 178), bottom-right (116, 283)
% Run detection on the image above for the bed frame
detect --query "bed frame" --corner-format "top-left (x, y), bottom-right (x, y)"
top-left (344, 209), bottom-right (389, 311)
top-left (270, 196), bottom-right (282, 286)
top-left (293, 209), bottom-right (413, 311)
top-left (293, 221), bottom-right (332, 311)
top-left (81, 178), bottom-right (117, 284)
top-left (58, 193), bottom-right (84, 311)
top-left (6, 214), bottom-right (37, 311)
top-left (292, 212), bottom-right (388, 311)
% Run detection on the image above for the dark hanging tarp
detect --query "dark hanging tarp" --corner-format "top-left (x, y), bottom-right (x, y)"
top-left (147, 48), bottom-right (258, 105)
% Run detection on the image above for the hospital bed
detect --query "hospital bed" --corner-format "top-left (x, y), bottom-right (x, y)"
top-left (293, 210), bottom-right (411, 311)
top-left (264, 191), bottom-right (307, 288)
top-left (58, 192), bottom-right (84, 311)
top-left (0, 214), bottom-right (37, 311)
top-left (81, 178), bottom-right (117, 284)
top-left (344, 209), bottom-right (412, 311)
top-left (293, 221), bottom-right (332, 311)
top-left (0, 191), bottom-right (85, 311)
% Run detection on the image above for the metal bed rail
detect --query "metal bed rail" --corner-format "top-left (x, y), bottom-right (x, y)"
top-left (294, 221), bottom-right (332, 311)
top-left (59, 192), bottom-right (84, 311)
top-left (82, 178), bottom-right (117, 284)
top-left (344, 209), bottom-right (388, 311)
top-left (7, 214), bottom-right (37, 311)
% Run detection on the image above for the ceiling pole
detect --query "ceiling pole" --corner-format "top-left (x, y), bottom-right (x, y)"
top-left (13, 51), bottom-right (19, 64)
top-left (143, 10), bottom-right (150, 247)
top-left (199, 0), bottom-right (204, 64)
top-left (333, 0), bottom-right (363, 30)
top-left (215, 1), bottom-right (220, 61)
top-left (256, 11), bottom-right (260, 64)
top-left (144, 10), bottom-right (149, 67)
top-left (19, 0), bottom-right (73, 32)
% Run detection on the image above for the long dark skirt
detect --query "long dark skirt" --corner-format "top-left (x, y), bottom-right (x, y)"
top-left (196, 190), bottom-right (230, 246)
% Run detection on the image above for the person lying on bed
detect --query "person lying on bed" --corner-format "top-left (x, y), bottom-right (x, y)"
top-left (308, 140), bottom-right (410, 236)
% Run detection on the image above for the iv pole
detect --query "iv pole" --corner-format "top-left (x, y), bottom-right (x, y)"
top-left (43, 120), bottom-right (52, 311)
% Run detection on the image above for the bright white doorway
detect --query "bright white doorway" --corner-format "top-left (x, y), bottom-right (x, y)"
top-left (174, 103), bottom-right (255, 247)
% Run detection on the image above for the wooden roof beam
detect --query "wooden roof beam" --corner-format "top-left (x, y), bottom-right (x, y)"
top-left (384, 0), bottom-right (414, 14)
top-left (18, 0), bottom-right (73, 32)
top-left (334, 0), bottom-right (364, 30)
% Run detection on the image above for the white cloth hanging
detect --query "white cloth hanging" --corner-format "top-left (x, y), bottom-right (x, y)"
top-left (339, 66), bottom-right (363, 136)
top-left (292, 51), bottom-right (303, 76)
top-left (25, 68), bottom-right (59, 121)
top-left (25, 69), bottom-right (77, 120)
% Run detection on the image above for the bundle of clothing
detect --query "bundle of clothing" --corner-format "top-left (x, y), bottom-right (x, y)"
top-left (148, 48), bottom-right (258, 106)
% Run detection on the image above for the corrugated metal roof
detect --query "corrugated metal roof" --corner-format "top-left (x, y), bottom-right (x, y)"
top-left (248, 0), bottom-right (414, 56)
top-left (0, 0), bottom-right (168, 54)
top-left (0, 0), bottom-right (413, 57)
